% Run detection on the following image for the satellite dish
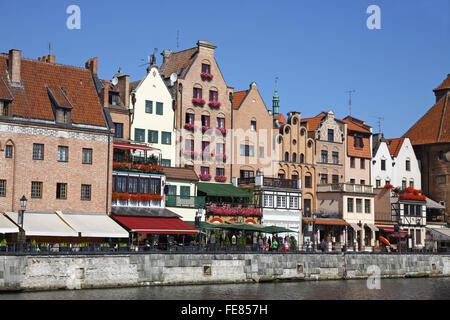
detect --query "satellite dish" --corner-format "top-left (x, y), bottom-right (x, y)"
top-left (111, 76), bottom-right (118, 86)
top-left (170, 73), bottom-right (178, 83)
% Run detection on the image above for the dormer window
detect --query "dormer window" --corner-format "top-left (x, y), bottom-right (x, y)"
top-left (0, 100), bottom-right (11, 117)
top-left (109, 92), bottom-right (120, 106)
top-left (56, 108), bottom-right (71, 124)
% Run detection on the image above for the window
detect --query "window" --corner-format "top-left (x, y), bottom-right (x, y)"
top-left (115, 176), bottom-right (127, 193)
top-left (30, 181), bottom-right (42, 198)
top-left (145, 100), bottom-right (153, 113)
top-left (185, 139), bottom-right (194, 152)
top-left (33, 143), bottom-right (44, 160)
top-left (201, 64), bottom-right (210, 74)
top-left (259, 146), bottom-right (264, 158)
top-left (56, 183), bottom-right (67, 200)
top-left (381, 159), bottom-right (386, 171)
top-left (240, 145), bottom-right (254, 157)
top-left (277, 195), bottom-right (287, 208)
top-left (364, 199), bottom-right (371, 213)
top-left (300, 153), bottom-right (304, 164)
top-left (347, 198), bottom-right (354, 212)
top-left (193, 87), bottom-right (202, 99)
top-left (350, 179), bottom-right (355, 184)
top-left (321, 150), bottom-right (328, 163)
top-left (320, 174), bottom-right (328, 184)
top-left (360, 158), bottom-right (365, 169)
top-left (360, 179), bottom-right (365, 185)
top-left (240, 170), bottom-right (254, 178)
top-left (216, 117), bottom-right (225, 128)
top-left (354, 135), bottom-right (364, 148)
top-left (201, 115), bottom-right (210, 127)
top-left (161, 132), bottom-right (171, 145)
top-left (304, 199), bottom-right (311, 217)
top-left (150, 178), bottom-right (161, 195)
top-left (0, 100), bottom-right (11, 116)
top-left (284, 152), bottom-right (289, 162)
top-left (437, 175), bottom-right (446, 184)
top-left (114, 123), bottom-right (123, 138)
top-left (356, 199), bottom-right (362, 213)
top-left (332, 152), bottom-right (338, 164)
top-left (385, 179), bottom-right (390, 185)
top-left (82, 148), bottom-right (92, 164)
top-left (250, 121), bottom-right (257, 132)
top-left (416, 205), bottom-right (422, 217)
top-left (202, 141), bottom-right (210, 152)
top-left (216, 143), bottom-right (225, 155)
top-left (404, 204), bottom-right (409, 215)
top-left (0, 180), bottom-right (5, 196)
top-left (167, 185), bottom-right (177, 196)
top-left (264, 194), bottom-right (273, 207)
top-left (406, 160), bottom-right (411, 171)
top-left (56, 108), bottom-right (71, 124)
top-left (201, 166), bottom-right (209, 175)
top-left (81, 184), bottom-right (91, 201)
top-left (350, 157), bottom-right (355, 168)
top-left (186, 113), bottom-right (194, 124)
top-left (278, 173), bottom-right (285, 179)
top-left (216, 168), bottom-right (224, 176)
top-left (416, 229), bottom-right (421, 245)
top-left (109, 92), bottom-right (119, 106)
top-left (292, 153), bottom-right (297, 163)
top-left (332, 175), bottom-right (339, 184)
top-left (327, 129), bottom-right (334, 142)
top-left (156, 102), bottom-right (163, 115)
top-left (291, 174), bottom-right (298, 181)
top-left (5, 145), bottom-right (13, 158)
top-left (145, 130), bottom-right (157, 144)
top-left (304, 176), bottom-right (312, 188)
top-left (402, 180), bottom-right (407, 189)
top-left (57, 146), bottom-right (68, 162)
top-left (376, 180), bottom-right (381, 188)
top-left (180, 186), bottom-right (190, 198)
top-left (128, 177), bottom-right (138, 194)
top-left (289, 196), bottom-right (299, 209)
top-left (161, 159), bottom-right (171, 167)
top-left (135, 128), bottom-right (145, 143)
top-left (139, 178), bottom-right (149, 194)
top-left (209, 90), bottom-right (218, 102)
top-left (409, 180), bottom-right (414, 188)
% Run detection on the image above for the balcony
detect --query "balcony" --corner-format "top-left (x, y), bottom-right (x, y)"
top-left (113, 161), bottom-right (164, 175)
top-left (316, 183), bottom-right (373, 194)
top-left (112, 193), bottom-right (163, 208)
top-left (236, 176), bottom-right (300, 189)
top-left (165, 195), bottom-right (206, 208)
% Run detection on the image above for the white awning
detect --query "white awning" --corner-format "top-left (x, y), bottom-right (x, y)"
top-left (365, 223), bottom-right (379, 232)
top-left (0, 213), bottom-right (19, 234)
top-left (426, 227), bottom-right (450, 241)
top-left (56, 211), bottom-right (129, 238)
top-left (4, 211), bottom-right (78, 237)
top-left (348, 223), bottom-right (362, 232)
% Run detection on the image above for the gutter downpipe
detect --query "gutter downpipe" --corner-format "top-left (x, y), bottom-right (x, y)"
top-left (229, 93), bottom-right (234, 180)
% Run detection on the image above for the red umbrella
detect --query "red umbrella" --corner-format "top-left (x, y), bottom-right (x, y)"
top-left (379, 236), bottom-right (390, 246)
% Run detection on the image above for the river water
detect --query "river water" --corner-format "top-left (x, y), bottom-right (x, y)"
top-left (1, 277), bottom-right (449, 300)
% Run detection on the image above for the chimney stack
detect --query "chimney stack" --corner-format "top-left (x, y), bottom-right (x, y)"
top-left (37, 54), bottom-right (55, 64)
top-left (161, 50), bottom-right (173, 65)
top-left (85, 57), bottom-right (98, 74)
top-left (117, 74), bottom-right (130, 108)
top-left (8, 49), bottom-right (21, 85)
top-left (197, 40), bottom-right (216, 56)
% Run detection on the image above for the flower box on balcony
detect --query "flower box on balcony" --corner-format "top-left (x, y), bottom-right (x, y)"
top-left (192, 98), bottom-right (205, 106)
top-left (202, 126), bottom-right (211, 133)
top-left (113, 162), bottom-right (164, 174)
top-left (217, 127), bottom-right (227, 135)
top-left (184, 123), bottom-right (197, 131)
top-left (206, 205), bottom-right (262, 217)
top-left (201, 72), bottom-right (214, 80)
top-left (208, 101), bottom-right (221, 108)
top-left (384, 183), bottom-right (394, 189)
top-left (200, 173), bottom-right (212, 181)
top-left (215, 175), bottom-right (227, 183)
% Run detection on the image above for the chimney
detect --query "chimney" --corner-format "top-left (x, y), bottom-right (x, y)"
top-left (85, 57), bottom-right (98, 74)
top-left (38, 54), bottom-right (55, 64)
top-left (161, 50), bottom-right (173, 65)
top-left (100, 83), bottom-right (109, 107)
top-left (197, 40), bottom-right (216, 56)
top-left (117, 74), bottom-right (130, 108)
top-left (8, 49), bottom-right (21, 85)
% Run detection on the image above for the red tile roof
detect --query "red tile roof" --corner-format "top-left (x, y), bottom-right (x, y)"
top-left (301, 112), bottom-right (326, 131)
top-left (159, 48), bottom-right (198, 79)
top-left (403, 92), bottom-right (449, 145)
top-left (0, 54), bottom-right (107, 128)
top-left (341, 118), bottom-right (371, 134)
top-left (274, 113), bottom-right (286, 125)
top-left (433, 74), bottom-right (450, 92)
top-left (233, 90), bottom-right (248, 109)
top-left (385, 138), bottom-right (405, 158)
top-left (163, 167), bottom-right (199, 181)
top-left (347, 135), bottom-right (372, 159)
top-left (0, 77), bottom-right (13, 100)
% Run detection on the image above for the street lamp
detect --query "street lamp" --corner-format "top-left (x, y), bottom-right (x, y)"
top-left (18, 195), bottom-right (27, 251)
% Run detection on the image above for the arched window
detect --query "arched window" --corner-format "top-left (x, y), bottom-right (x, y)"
top-left (292, 153), bottom-right (297, 163)
top-left (284, 152), bottom-right (289, 162)
top-left (300, 153), bottom-right (304, 164)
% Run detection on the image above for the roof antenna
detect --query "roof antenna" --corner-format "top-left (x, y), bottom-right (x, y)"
top-left (375, 116), bottom-right (384, 134)
top-left (48, 42), bottom-right (52, 55)
top-left (346, 90), bottom-right (355, 116)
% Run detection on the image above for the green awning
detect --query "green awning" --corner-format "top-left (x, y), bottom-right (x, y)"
top-left (185, 221), bottom-right (224, 230)
top-left (262, 226), bottom-right (297, 234)
top-left (186, 221), bottom-right (296, 234)
top-left (197, 182), bottom-right (254, 198)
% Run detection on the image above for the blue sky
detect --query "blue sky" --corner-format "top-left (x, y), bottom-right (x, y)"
top-left (0, 0), bottom-right (449, 138)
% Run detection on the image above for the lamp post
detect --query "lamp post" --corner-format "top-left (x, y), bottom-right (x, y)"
top-left (18, 195), bottom-right (27, 252)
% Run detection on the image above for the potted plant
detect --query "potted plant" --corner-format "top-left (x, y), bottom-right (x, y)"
top-left (201, 72), bottom-right (214, 80)
top-left (192, 97), bottom-right (206, 106)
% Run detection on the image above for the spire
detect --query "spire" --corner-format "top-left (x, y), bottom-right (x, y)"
top-left (272, 77), bottom-right (279, 117)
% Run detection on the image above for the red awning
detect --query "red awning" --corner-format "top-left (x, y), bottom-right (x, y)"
top-left (377, 225), bottom-right (407, 237)
top-left (303, 218), bottom-right (348, 226)
top-left (113, 215), bottom-right (199, 234)
top-left (113, 142), bottom-right (159, 152)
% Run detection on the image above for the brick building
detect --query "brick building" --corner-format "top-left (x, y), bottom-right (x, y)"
top-left (403, 74), bottom-right (450, 222)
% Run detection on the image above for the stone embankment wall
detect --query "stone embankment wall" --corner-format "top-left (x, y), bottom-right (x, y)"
top-left (0, 253), bottom-right (449, 291)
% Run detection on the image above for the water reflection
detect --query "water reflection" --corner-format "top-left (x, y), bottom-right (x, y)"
top-left (1, 278), bottom-right (449, 300)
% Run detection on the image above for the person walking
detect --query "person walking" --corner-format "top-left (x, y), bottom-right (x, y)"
top-left (231, 234), bottom-right (236, 251)
top-left (320, 239), bottom-right (327, 252)
top-left (272, 238), bottom-right (278, 251)
top-left (210, 233), bottom-right (216, 251)
top-left (258, 236), bottom-right (263, 252)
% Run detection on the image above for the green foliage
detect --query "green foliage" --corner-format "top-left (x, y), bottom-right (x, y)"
top-left (225, 236), bottom-right (231, 246)
top-left (290, 236), bottom-right (297, 248)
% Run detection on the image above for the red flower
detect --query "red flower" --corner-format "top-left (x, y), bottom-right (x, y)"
top-left (192, 98), bottom-right (205, 105)
top-left (214, 175), bottom-right (227, 182)
top-left (200, 174), bottom-right (212, 181)
top-left (208, 101), bottom-right (221, 108)
top-left (384, 184), bottom-right (394, 189)
top-left (201, 72), bottom-right (214, 80)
